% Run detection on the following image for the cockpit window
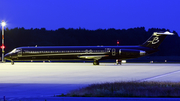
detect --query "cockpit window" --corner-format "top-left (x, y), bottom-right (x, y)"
top-left (9, 48), bottom-right (21, 54)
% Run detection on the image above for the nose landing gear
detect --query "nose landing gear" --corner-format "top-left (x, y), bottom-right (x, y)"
top-left (11, 60), bottom-right (14, 65)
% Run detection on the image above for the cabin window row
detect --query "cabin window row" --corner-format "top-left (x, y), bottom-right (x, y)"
top-left (24, 50), bottom-right (108, 53)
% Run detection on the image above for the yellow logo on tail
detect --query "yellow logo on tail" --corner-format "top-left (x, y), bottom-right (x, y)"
top-left (148, 37), bottom-right (159, 44)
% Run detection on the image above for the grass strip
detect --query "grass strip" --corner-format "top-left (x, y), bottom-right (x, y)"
top-left (57, 81), bottom-right (180, 97)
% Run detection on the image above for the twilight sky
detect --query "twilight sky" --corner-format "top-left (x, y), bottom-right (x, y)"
top-left (0, 0), bottom-right (180, 35)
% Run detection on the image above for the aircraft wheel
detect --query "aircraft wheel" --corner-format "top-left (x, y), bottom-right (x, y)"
top-left (11, 60), bottom-right (14, 65)
top-left (119, 59), bottom-right (122, 65)
top-left (93, 60), bottom-right (99, 65)
top-left (116, 59), bottom-right (122, 65)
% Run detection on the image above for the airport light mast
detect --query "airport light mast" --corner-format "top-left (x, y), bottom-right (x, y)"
top-left (1, 20), bottom-right (6, 62)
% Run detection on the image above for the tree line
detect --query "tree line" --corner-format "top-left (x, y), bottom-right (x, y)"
top-left (0, 27), bottom-right (180, 57)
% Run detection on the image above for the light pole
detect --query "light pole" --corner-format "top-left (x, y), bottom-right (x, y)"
top-left (1, 20), bottom-right (6, 62)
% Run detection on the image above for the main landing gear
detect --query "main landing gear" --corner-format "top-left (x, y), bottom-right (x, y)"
top-left (116, 59), bottom-right (122, 65)
top-left (93, 60), bottom-right (99, 65)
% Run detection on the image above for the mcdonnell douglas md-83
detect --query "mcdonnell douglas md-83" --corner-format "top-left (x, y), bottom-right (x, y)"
top-left (5, 31), bottom-right (173, 65)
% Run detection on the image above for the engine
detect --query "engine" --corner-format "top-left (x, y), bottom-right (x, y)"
top-left (119, 49), bottom-right (146, 59)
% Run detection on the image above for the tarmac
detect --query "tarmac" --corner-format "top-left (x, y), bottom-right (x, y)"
top-left (0, 62), bottom-right (180, 101)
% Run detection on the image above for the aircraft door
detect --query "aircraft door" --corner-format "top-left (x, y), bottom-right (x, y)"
top-left (17, 49), bottom-right (22, 57)
top-left (112, 48), bottom-right (116, 56)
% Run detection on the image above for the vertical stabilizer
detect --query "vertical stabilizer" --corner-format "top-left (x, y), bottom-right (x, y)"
top-left (141, 31), bottom-right (174, 49)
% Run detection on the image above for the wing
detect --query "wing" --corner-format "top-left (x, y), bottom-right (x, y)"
top-left (78, 55), bottom-right (109, 60)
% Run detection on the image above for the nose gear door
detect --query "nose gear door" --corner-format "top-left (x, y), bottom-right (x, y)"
top-left (112, 48), bottom-right (116, 56)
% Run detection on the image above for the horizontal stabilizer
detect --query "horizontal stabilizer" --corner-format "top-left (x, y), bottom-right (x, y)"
top-left (154, 31), bottom-right (174, 35)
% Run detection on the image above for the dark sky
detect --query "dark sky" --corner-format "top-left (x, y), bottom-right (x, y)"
top-left (1, 0), bottom-right (180, 35)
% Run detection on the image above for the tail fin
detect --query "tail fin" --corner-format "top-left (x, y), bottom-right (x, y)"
top-left (141, 31), bottom-right (174, 49)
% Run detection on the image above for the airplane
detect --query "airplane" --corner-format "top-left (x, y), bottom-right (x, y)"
top-left (4, 31), bottom-right (173, 65)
